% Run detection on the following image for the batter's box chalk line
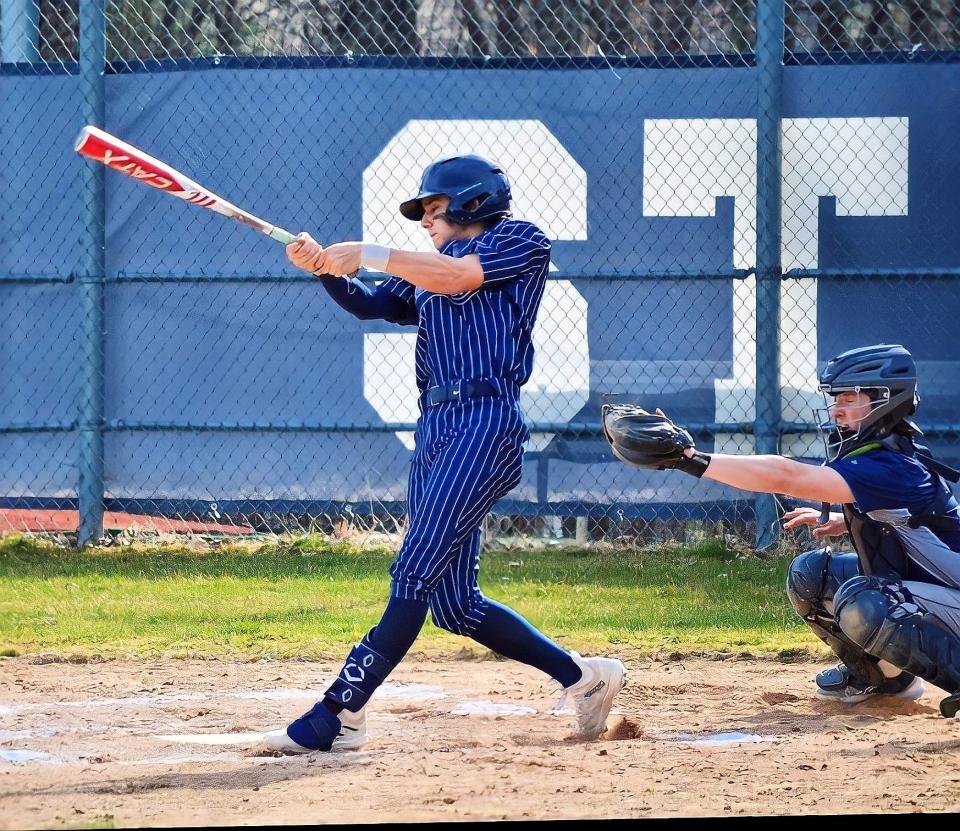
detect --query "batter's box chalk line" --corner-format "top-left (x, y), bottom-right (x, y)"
top-left (153, 732), bottom-right (267, 746)
top-left (450, 700), bottom-right (537, 716)
top-left (649, 727), bottom-right (781, 746)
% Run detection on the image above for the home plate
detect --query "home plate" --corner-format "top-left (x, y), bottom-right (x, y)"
top-left (154, 733), bottom-right (265, 746)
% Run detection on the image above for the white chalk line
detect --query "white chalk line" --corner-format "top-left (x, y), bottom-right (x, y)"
top-left (0, 748), bottom-right (61, 765)
top-left (0, 682), bottom-right (447, 766)
top-left (0, 681), bottom-right (448, 716)
top-left (2, 682), bottom-right (557, 767)
top-left (450, 700), bottom-right (537, 717)
top-left (649, 727), bottom-right (780, 746)
top-left (153, 732), bottom-right (265, 746)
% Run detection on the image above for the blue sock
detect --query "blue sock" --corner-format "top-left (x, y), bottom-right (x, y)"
top-left (471, 598), bottom-right (582, 687)
top-left (367, 595), bottom-right (430, 660)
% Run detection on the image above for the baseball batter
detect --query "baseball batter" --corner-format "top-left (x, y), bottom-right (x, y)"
top-left (264, 155), bottom-right (625, 752)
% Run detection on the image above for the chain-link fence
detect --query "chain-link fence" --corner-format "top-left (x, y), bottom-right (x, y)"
top-left (19, 0), bottom-right (960, 64)
top-left (2, 0), bottom-right (959, 549)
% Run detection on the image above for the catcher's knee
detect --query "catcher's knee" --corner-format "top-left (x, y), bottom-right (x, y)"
top-left (834, 576), bottom-right (897, 651)
top-left (785, 549), bottom-right (831, 617)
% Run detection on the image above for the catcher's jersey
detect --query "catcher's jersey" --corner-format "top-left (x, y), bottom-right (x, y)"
top-left (829, 448), bottom-right (960, 588)
top-left (381, 219), bottom-right (551, 394)
top-left (829, 449), bottom-right (960, 550)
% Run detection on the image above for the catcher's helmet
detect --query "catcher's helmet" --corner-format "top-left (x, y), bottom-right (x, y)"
top-left (816, 343), bottom-right (920, 460)
top-left (399, 155), bottom-right (511, 226)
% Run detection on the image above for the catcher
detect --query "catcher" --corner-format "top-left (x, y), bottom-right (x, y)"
top-left (602, 343), bottom-right (960, 718)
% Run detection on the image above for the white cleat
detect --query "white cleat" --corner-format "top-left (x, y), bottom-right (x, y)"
top-left (559, 652), bottom-right (627, 740)
top-left (262, 706), bottom-right (368, 753)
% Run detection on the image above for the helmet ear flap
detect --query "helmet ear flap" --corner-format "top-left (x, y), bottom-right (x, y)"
top-left (463, 194), bottom-right (489, 212)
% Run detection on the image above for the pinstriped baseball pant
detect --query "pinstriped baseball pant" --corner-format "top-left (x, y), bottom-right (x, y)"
top-left (389, 395), bottom-right (527, 635)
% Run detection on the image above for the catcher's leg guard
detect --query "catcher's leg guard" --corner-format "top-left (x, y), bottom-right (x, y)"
top-left (786, 548), bottom-right (860, 615)
top-left (786, 550), bottom-right (885, 686)
top-left (324, 631), bottom-right (397, 713)
top-left (834, 575), bottom-right (960, 714)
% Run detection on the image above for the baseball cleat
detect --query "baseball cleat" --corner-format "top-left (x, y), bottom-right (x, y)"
top-left (815, 663), bottom-right (925, 704)
top-left (559, 652), bottom-right (627, 740)
top-left (939, 693), bottom-right (960, 718)
top-left (263, 705), bottom-right (368, 753)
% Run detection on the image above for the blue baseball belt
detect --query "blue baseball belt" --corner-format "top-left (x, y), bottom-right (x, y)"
top-left (423, 379), bottom-right (500, 406)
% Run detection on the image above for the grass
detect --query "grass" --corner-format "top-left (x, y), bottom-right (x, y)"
top-left (0, 534), bottom-right (827, 661)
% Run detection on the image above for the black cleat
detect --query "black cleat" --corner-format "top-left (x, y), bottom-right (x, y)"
top-left (939, 693), bottom-right (960, 718)
top-left (815, 663), bottom-right (925, 703)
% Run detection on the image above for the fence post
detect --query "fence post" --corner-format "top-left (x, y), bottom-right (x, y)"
top-left (1, 0), bottom-right (38, 62)
top-left (754, 0), bottom-right (784, 551)
top-left (77, 0), bottom-right (106, 546)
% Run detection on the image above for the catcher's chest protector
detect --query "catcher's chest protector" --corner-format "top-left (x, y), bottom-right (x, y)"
top-left (843, 505), bottom-right (909, 579)
top-left (843, 504), bottom-right (960, 589)
top-left (841, 443), bottom-right (960, 588)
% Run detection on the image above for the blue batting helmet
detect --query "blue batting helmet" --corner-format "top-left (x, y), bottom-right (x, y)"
top-left (399, 155), bottom-right (512, 226)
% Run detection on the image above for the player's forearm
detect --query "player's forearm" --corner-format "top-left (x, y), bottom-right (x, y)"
top-left (383, 250), bottom-right (484, 295)
top-left (699, 451), bottom-right (856, 503)
top-left (316, 275), bottom-right (411, 323)
top-left (701, 454), bottom-right (800, 494)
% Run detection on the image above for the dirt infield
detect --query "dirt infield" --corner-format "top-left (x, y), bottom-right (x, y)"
top-left (1, 654), bottom-right (958, 826)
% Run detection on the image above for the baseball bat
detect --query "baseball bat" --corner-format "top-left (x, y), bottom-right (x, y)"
top-left (74, 125), bottom-right (296, 245)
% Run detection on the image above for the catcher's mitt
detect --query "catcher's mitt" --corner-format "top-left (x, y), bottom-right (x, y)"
top-left (601, 404), bottom-right (710, 478)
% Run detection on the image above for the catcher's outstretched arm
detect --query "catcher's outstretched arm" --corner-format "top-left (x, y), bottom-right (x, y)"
top-left (695, 452), bottom-right (855, 504)
top-left (601, 404), bottom-right (856, 504)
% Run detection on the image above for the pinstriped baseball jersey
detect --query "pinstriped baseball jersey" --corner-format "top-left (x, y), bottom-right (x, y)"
top-left (383, 219), bottom-right (550, 614)
top-left (379, 219), bottom-right (551, 393)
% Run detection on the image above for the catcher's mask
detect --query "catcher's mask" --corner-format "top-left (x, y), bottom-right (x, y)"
top-left (814, 343), bottom-right (919, 462)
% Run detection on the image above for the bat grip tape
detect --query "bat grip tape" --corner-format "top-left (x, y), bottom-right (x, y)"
top-left (269, 227), bottom-right (297, 245)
